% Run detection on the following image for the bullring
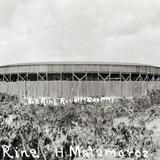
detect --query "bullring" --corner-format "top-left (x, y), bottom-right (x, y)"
top-left (0, 62), bottom-right (160, 97)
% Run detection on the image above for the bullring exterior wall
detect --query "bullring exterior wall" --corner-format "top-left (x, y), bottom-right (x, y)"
top-left (0, 62), bottom-right (160, 98)
top-left (0, 81), bottom-right (160, 98)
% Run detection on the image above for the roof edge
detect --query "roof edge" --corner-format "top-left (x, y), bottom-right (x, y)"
top-left (0, 61), bottom-right (159, 68)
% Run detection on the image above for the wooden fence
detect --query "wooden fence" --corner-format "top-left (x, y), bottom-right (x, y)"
top-left (0, 81), bottom-right (160, 98)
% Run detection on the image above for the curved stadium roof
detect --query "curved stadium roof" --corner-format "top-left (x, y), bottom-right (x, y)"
top-left (0, 62), bottom-right (159, 74)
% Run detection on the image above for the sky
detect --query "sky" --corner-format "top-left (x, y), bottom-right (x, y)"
top-left (0, 0), bottom-right (160, 66)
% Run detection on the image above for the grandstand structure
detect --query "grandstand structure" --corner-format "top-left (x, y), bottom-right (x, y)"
top-left (0, 62), bottom-right (160, 97)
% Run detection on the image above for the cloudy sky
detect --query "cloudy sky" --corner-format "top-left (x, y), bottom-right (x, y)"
top-left (0, 0), bottom-right (160, 66)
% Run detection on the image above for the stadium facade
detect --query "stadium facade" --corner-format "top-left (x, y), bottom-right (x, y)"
top-left (0, 62), bottom-right (160, 98)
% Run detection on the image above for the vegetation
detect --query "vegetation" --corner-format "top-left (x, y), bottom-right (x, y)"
top-left (0, 90), bottom-right (160, 159)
